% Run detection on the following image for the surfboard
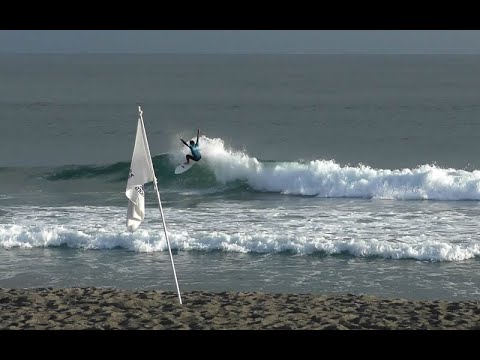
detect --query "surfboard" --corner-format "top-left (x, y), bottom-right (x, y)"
top-left (175, 162), bottom-right (195, 174)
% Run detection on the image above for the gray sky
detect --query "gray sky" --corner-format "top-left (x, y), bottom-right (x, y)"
top-left (1, 30), bottom-right (480, 54)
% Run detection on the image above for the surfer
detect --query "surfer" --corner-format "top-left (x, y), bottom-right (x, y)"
top-left (181, 129), bottom-right (201, 164)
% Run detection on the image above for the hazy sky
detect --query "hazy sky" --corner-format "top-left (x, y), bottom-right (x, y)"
top-left (1, 30), bottom-right (480, 54)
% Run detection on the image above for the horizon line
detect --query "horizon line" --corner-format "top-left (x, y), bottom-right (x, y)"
top-left (1, 51), bottom-right (480, 55)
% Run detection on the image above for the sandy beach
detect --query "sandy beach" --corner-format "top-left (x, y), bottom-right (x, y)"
top-left (0, 287), bottom-right (479, 330)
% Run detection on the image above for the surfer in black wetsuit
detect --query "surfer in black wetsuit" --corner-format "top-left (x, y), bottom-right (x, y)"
top-left (181, 129), bottom-right (201, 164)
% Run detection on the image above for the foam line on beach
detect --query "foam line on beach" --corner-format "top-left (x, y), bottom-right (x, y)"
top-left (2, 224), bottom-right (479, 261)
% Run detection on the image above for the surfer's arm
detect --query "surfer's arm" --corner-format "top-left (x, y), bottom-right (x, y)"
top-left (196, 129), bottom-right (200, 145)
top-left (180, 138), bottom-right (188, 147)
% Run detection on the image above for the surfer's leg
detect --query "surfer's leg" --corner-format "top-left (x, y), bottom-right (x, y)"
top-left (185, 154), bottom-right (193, 164)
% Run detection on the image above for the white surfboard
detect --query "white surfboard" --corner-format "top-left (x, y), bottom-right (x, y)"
top-left (175, 162), bottom-right (195, 174)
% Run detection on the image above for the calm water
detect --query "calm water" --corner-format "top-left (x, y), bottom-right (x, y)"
top-left (1, 54), bottom-right (480, 300)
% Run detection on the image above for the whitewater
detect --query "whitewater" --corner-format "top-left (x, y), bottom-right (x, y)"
top-left (176, 136), bottom-right (480, 200)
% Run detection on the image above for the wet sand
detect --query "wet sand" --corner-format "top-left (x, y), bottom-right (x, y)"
top-left (1, 287), bottom-right (479, 330)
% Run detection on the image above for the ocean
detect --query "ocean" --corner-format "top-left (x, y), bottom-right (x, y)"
top-left (1, 54), bottom-right (480, 300)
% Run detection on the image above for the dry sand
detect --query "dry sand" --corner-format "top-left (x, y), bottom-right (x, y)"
top-left (1, 287), bottom-right (479, 330)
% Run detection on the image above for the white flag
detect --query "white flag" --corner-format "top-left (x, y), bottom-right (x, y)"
top-left (126, 108), bottom-right (155, 232)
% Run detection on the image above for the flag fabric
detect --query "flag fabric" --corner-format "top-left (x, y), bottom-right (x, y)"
top-left (126, 113), bottom-right (155, 232)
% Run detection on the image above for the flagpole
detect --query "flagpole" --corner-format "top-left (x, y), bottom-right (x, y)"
top-left (138, 106), bottom-right (183, 305)
top-left (153, 178), bottom-right (182, 305)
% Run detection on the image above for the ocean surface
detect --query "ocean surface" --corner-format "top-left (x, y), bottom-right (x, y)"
top-left (1, 54), bottom-right (480, 300)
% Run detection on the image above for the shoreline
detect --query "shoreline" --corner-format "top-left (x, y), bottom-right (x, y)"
top-left (1, 287), bottom-right (479, 330)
